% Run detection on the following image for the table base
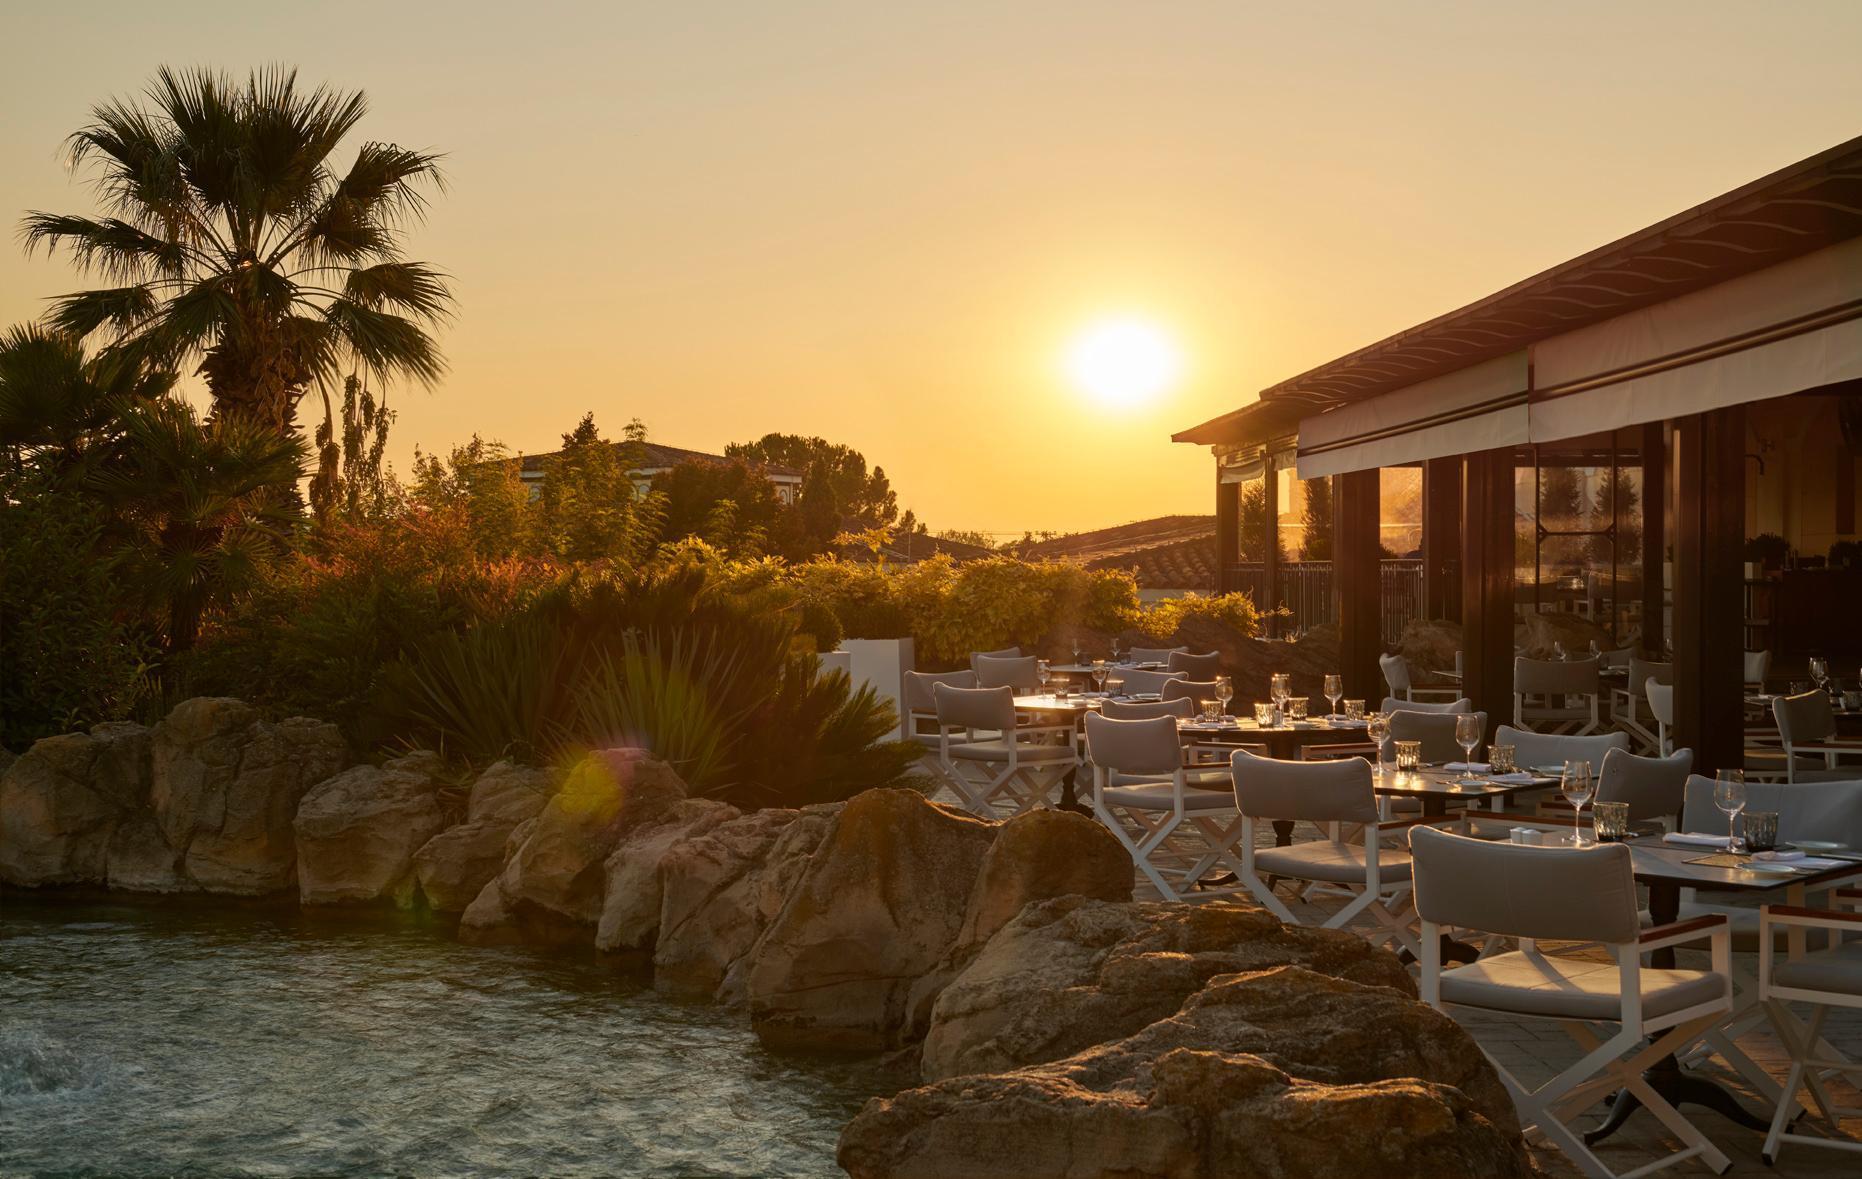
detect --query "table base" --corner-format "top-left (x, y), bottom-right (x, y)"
top-left (1584, 1057), bottom-right (1768, 1145)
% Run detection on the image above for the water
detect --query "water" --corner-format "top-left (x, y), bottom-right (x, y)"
top-left (0, 900), bottom-right (886, 1178)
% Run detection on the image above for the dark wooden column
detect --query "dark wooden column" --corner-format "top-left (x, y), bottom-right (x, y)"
top-left (1640, 422), bottom-right (1666, 656)
top-left (1422, 457), bottom-right (1463, 621)
top-left (1334, 468), bottom-right (1382, 701)
top-left (1262, 457), bottom-right (1281, 637)
top-left (1214, 464), bottom-right (1237, 595)
top-left (1672, 406), bottom-right (1746, 775)
top-left (1461, 448), bottom-right (1515, 739)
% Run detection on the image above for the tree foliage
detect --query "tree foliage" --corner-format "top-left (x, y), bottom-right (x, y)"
top-left (726, 433), bottom-right (898, 529)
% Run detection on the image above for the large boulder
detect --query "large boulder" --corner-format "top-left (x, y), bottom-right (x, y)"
top-left (497, 750), bottom-right (686, 935)
top-left (839, 966), bottom-right (1528, 1179)
top-left (905, 809), bottom-right (1132, 1037)
top-left (922, 897), bottom-right (1413, 1082)
top-left (149, 698), bottom-right (348, 895)
top-left (596, 798), bottom-right (740, 953)
top-left (744, 788), bottom-right (997, 1050)
top-left (653, 805), bottom-right (837, 998)
top-left (0, 722), bottom-right (152, 886)
top-left (412, 761), bottom-right (553, 913)
top-left (294, 752), bottom-right (449, 905)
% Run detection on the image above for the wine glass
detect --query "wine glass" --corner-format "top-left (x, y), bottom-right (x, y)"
top-left (1365, 712), bottom-right (1391, 780)
top-left (1810, 655), bottom-right (1831, 695)
top-left (1714, 769), bottom-right (1747, 853)
top-left (1109, 638), bottom-right (1121, 663)
top-left (1036, 659), bottom-right (1051, 693)
top-left (1454, 714), bottom-right (1481, 783)
top-left (1071, 641), bottom-right (1083, 666)
top-left (1323, 674), bottom-right (1342, 720)
top-left (1552, 640), bottom-right (1567, 661)
top-left (1091, 659), bottom-right (1108, 693)
top-left (1562, 760), bottom-right (1595, 847)
top-left (1215, 674), bottom-right (1234, 717)
top-left (1270, 672), bottom-right (1291, 712)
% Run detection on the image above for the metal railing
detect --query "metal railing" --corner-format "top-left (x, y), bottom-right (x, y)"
top-left (1228, 559), bottom-right (1425, 645)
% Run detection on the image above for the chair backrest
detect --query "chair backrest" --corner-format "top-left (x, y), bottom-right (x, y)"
top-left (1773, 690), bottom-right (1835, 746)
top-left (1379, 652), bottom-right (1413, 693)
top-left (1230, 749), bottom-right (1378, 824)
top-left (1161, 678), bottom-right (1222, 705)
top-left (1593, 645), bottom-right (1636, 670)
top-left (1384, 709), bottom-right (1486, 762)
top-left (1744, 649), bottom-right (1771, 685)
top-left (903, 669), bottom-right (978, 714)
top-left (1409, 824), bottom-right (1640, 944)
top-left (969, 646), bottom-right (1022, 672)
top-left (1645, 681), bottom-right (1675, 726)
top-left (1597, 747), bottom-right (1692, 822)
top-left (1100, 697), bottom-right (1195, 720)
top-left (1119, 668), bottom-right (1185, 696)
top-left (973, 654), bottom-right (1039, 692)
top-left (933, 683), bottom-right (1016, 733)
top-left (1514, 655), bottom-right (1601, 695)
top-left (1125, 646), bottom-right (1186, 665)
top-left (1491, 723), bottom-right (1627, 769)
top-left (1627, 657), bottom-right (1673, 699)
top-left (1166, 650), bottom-right (1222, 678)
top-left (1379, 695), bottom-right (1470, 715)
top-left (1084, 712), bottom-right (1182, 776)
top-left (1680, 776), bottom-right (1862, 846)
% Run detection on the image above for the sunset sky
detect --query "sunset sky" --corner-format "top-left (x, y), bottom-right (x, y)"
top-left (4, 1), bottom-right (1860, 536)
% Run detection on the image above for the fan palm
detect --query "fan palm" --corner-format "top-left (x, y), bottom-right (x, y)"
top-left (88, 398), bottom-right (307, 652)
top-left (0, 324), bottom-right (174, 480)
top-left (22, 65), bottom-right (451, 438)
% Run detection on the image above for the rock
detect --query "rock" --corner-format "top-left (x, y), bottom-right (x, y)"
top-left (458, 876), bottom-right (524, 946)
top-left (294, 752), bottom-right (449, 905)
top-left (149, 698), bottom-right (348, 895)
top-left (839, 966), bottom-right (1529, 1179)
top-left (1514, 610), bottom-right (1621, 659)
top-left (0, 722), bottom-right (151, 886)
top-left (745, 788), bottom-right (997, 1050)
top-left (715, 804), bottom-right (844, 1003)
top-left (922, 897), bottom-right (1414, 1082)
top-left (1397, 618), bottom-right (1463, 684)
top-left (596, 798), bottom-right (740, 953)
top-left (905, 809), bottom-right (1132, 1037)
top-left (106, 814), bottom-right (190, 893)
top-left (654, 806), bottom-right (833, 998)
top-left (412, 762), bottom-right (554, 913)
top-left (498, 751), bottom-right (686, 933)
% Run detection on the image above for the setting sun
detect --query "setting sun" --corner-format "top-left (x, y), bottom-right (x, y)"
top-left (1062, 316), bottom-right (1184, 407)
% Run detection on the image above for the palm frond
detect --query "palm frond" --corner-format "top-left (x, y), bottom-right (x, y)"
top-left (341, 261), bottom-right (454, 321)
top-left (321, 297), bottom-right (445, 384)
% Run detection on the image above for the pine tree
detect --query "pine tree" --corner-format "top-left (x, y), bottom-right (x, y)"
top-left (1299, 477), bottom-right (1333, 561)
top-left (1237, 480), bottom-right (1284, 563)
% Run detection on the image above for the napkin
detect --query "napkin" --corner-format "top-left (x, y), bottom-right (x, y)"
top-left (1489, 772), bottom-right (1539, 785)
top-left (1445, 762), bottom-right (1491, 772)
top-left (1664, 832), bottom-right (1734, 848)
top-left (1751, 849), bottom-right (1804, 862)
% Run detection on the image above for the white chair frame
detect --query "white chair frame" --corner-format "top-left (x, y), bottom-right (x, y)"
top-left (936, 718), bottom-right (1076, 818)
top-left (1236, 812), bottom-right (1428, 955)
top-left (1089, 761), bottom-right (1245, 903)
top-left (1757, 897), bottom-right (1862, 1165)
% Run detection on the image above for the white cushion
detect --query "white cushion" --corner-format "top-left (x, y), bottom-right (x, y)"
top-left (1774, 941), bottom-right (1862, 996)
top-left (1253, 840), bottom-right (1411, 885)
top-left (1100, 783), bottom-right (1238, 812)
top-left (1440, 951), bottom-right (1724, 1021)
top-left (946, 740), bottom-right (1076, 764)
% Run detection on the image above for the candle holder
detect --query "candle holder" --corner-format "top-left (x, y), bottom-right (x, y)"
top-left (1593, 801), bottom-right (1629, 843)
top-left (1395, 740), bottom-right (1423, 774)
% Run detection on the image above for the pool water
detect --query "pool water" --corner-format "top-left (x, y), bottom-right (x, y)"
top-left (0, 900), bottom-right (884, 1177)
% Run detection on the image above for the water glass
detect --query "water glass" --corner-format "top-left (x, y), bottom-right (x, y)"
top-left (1324, 673), bottom-right (1343, 718)
top-left (1105, 674), bottom-right (1124, 697)
top-left (1395, 740), bottom-right (1423, 774)
top-left (1744, 809), bottom-right (1779, 852)
top-left (1286, 696), bottom-right (1309, 720)
top-left (1253, 702), bottom-right (1277, 727)
top-left (1343, 699), bottom-right (1365, 722)
top-left (1489, 744), bottom-right (1517, 774)
top-left (1593, 800), bottom-right (1629, 844)
top-left (1562, 760), bottom-right (1594, 847)
top-left (1714, 769), bottom-right (1747, 853)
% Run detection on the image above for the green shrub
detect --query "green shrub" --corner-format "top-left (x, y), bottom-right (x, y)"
top-left (1138, 592), bottom-right (1262, 639)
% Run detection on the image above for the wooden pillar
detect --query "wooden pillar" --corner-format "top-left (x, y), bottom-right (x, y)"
top-left (1214, 464), bottom-right (1237, 595)
top-left (1262, 457), bottom-right (1281, 637)
top-left (1422, 457), bottom-right (1462, 621)
top-left (1672, 406), bottom-right (1746, 775)
top-left (1461, 448), bottom-right (1515, 739)
top-left (1335, 468), bottom-right (1382, 702)
top-left (1640, 422), bottom-right (1666, 656)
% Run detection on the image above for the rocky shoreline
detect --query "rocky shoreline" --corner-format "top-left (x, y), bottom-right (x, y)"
top-left (1, 697), bottom-right (1532, 1177)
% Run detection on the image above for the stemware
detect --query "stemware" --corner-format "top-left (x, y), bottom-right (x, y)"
top-left (1036, 659), bottom-right (1051, 693)
top-left (1091, 659), bottom-right (1109, 693)
top-left (1365, 712), bottom-right (1391, 780)
top-left (1714, 769), bottom-right (1747, 853)
top-left (1070, 641), bottom-right (1084, 666)
top-left (1562, 760), bottom-right (1595, 847)
top-left (1109, 638), bottom-right (1121, 663)
top-left (1454, 714), bottom-right (1481, 783)
top-left (1324, 673), bottom-right (1343, 720)
top-left (1214, 674), bottom-right (1234, 716)
top-left (1810, 655), bottom-right (1831, 695)
top-left (1270, 672), bottom-right (1291, 713)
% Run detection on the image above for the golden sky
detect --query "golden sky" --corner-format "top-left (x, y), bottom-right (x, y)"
top-left (4, 1), bottom-right (1861, 535)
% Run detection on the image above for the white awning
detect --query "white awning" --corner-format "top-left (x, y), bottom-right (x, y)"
top-left (1293, 352), bottom-right (1527, 479)
top-left (1529, 236), bottom-right (1862, 443)
top-left (1218, 452), bottom-right (1264, 484)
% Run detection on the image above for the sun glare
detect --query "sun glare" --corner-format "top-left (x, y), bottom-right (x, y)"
top-left (1063, 317), bottom-right (1184, 407)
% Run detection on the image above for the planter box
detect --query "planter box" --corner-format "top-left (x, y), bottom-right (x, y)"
top-left (841, 638), bottom-right (916, 739)
top-left (816, 650), bottom-right (853, 678)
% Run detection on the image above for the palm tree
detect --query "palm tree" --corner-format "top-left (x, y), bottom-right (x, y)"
top-left (89, 398), bottom-right (307, 652)
top-left (22, 66), bottom-right (451, 439)
top-left (0, 323), bottom-right (174, 480)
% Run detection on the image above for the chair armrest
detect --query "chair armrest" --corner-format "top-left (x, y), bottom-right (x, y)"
top-left (1638, 913), bottom-right (1728, 950)
top-left (1762, 904), bottom-right (1862, 934)
top-left (1376, 815), bottom-right (1458, 833)
top-left (1302, 743), bottom-right (1378, 760)
top-left (1786, 742), bottom-right (1862, 754)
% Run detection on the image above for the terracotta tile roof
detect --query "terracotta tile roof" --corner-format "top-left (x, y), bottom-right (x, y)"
top-left (1017, 516), bottom-right (1217, 590)
top-left (519, 442), bottom-right (802, 479)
